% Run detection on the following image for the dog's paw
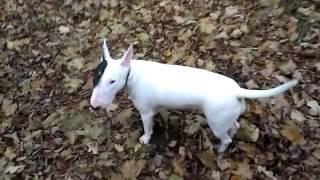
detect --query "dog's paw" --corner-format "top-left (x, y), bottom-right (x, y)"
top-left (139, 134), bottom-right (151, 144)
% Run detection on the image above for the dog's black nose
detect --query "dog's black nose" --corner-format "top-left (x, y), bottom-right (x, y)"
top-left (89, 104), bottom-right (100, 110)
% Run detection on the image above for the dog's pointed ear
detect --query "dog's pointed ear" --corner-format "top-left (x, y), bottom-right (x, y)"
top-left (102, 39), bottom-right (111, 61)
top-left (121, 44), bottom-right (133, 67)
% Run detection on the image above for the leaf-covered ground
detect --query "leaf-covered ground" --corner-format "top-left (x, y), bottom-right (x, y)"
top-left (1, 0), bottom-right (320, 179)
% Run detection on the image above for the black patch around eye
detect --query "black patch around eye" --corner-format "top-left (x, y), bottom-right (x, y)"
top-left (93, 59), bottom-right (107, 87)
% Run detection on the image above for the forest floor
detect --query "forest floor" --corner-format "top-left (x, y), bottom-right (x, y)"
top-left (1, 0), bottom-right (320, 179)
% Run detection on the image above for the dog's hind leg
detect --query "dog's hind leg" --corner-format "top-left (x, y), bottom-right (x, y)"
top-left (203, 102), bottom-right (242, 154)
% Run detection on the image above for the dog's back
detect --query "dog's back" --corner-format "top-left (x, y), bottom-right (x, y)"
top-left (127, 60), bottom-right (240, 109)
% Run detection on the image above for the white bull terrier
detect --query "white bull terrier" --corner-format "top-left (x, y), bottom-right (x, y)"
top-left (90, 39), bottom-right (298, 154)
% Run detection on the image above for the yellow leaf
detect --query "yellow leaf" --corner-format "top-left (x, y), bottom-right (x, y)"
top-left (238, 142), bottom-right (256, 157)
top-left (99, 10), bottom-right (110, 22)
top-left (232, 161), bottom-right (252, 179)
top-left (138, 32), bottom-right (149, 42)
top-left (280, 121), bottom-right (306, 145)
top-left (4, 147), bottom-right (17, 160)
top-left (110, 23), bottom-right (127, 34)
top-left (173, 159), bottom-right (185, 176)
top-left (61, 148), bottom-right (72, 157)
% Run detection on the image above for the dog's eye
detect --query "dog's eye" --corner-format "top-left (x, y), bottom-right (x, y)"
top-left (110, 80), bottom-right (115, 84)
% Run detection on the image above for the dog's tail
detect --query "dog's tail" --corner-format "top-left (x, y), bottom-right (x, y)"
top-left (236, 80), bottom-right (298, 99)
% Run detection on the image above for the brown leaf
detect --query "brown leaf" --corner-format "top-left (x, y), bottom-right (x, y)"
top-left (172, 159), bottom-right (185, 176)
top-left (198, 17), bottom-right (216, 34)
top-left (236, 119), bottom-right (259, 142)
top-left (1, 98), bottom-right (17, 116)
top-left (245, 79), bottom-right (260, 89)
top-left (113, 108), bottom-right (133, 125)
top-left (232, 161), bottom-right (252, 179)
top-left (280, 121), bottom-right (306, 145)
top-left (196, 150), bottom-right (216, 168)
top-left (238, 142), bottom-right (256, 157)
top-left (258, 40), bottom-right (279, 54)
top-left (276, 60), bottom-right (297, 75)
top-left (120, 159), bottom-right (146, 179)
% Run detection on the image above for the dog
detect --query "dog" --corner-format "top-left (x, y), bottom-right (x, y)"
top-left (90, 39), bottom-right (298, 154)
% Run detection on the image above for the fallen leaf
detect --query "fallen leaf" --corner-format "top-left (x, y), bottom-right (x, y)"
top-left (138, 32), bottom-right (149, 43)
top-left (0, 117), bottom-right (12, 128)
top-left (236, 119), bottom-right (259, 142)
top-left (97, 159), bottom-right (114, 167)
top-left (245, 79), bottom-right (260, 89)
top-left (172, 159), bottom-right (185, 176)
top-left (125, 129), bottom-right (140, 148)
top-left (224, 6), bottom-right (240, 17)
top-left (61, 148), bottom-right (72, 157)
top-left (113, 108), bottom-right (133, 124)
top-left (290, 109), bottom-right (306, 122)
top-left (211, 170), bottom-right (221, 180)
top-left (312, 148), bottom-right (320, 160)
top-left (4, 165), bottom-right (25, 174)
top-left (63, 75), bottom-right (84, 93)
top-left (280, 121), bottom-right (306, 145)
top-left (115, 144), bottom-right (124, 152)
top-left (258, 40), bottom-right (279, 54)
top-left (110, 23), bottom-right (127, 34)
top-left (120, 159), bottom-right (146, 179)
top-left (59, 25), bottom-right (70, 34)
top-left (197, 150), bottom-right (216, 168)
top-left (276, 60), bottom-right (297, 75)
top-left (238, 142), bottom-right (256, 157)
top-left (6, 38), bottom-right (31, 50)
top-left (215, 31), bottom-right (229, 40)
top-left (198, 17), bottom-right (216, 34)
top-left (99, 10), bottom-right (110, 22)
top-left (1, 98), bottom-right (17, 116)
top-left (232, 161), bottom-right (252, 179)
top-left (87, 141), bottom-right (98, 154)
top-left (4, 147), bottom-right (17, 160)
top-left (257, 166), bottom-right (277, 180)
top-left (230, 29), bottom-right (243, 39)
top-left (307, 100), bottom-right (320, 116)
top-left (184, 120), bottom-right (201, 135)
top-left (67, 57), bottom-right (85, 70)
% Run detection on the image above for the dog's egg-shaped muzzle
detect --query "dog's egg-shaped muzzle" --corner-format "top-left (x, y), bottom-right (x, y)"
top-left (90, 88), bottom-right (101, 108)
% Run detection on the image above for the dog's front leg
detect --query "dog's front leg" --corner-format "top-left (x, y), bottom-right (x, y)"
top-left (139, 111), bottom-right (155, 144)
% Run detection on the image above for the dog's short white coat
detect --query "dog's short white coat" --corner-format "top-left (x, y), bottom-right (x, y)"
top-left (90, 40), bottom-right (298, 153)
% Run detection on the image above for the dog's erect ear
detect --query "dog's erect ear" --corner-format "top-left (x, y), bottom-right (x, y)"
top-left (121, 44), bottom-right (133, 67)
top-left (102, 39), bottom-right (111, 61)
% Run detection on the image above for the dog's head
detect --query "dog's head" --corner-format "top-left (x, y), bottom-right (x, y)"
top-left (90, 39), bottom-right (132, 109)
